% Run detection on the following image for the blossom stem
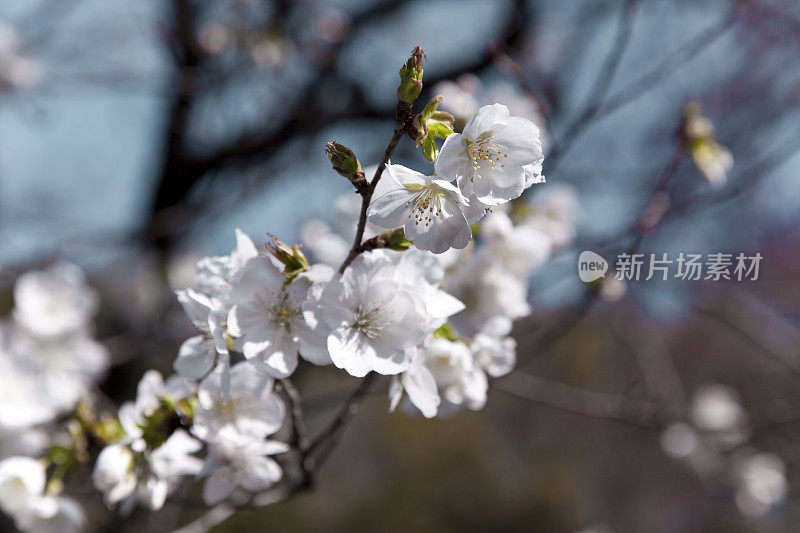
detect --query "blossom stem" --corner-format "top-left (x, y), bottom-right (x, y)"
top-left (278, 379), bottom-right (309, 451)
top-left (338, 123), bottom-right (406, 274)
top-left (305, 373), bottom-right (377, 467)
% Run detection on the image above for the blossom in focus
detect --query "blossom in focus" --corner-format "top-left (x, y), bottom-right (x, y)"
top-left (227, 255), bottom-right (324, 377)
top-left (368, 163), bottom-right (472, 254)
top-left (303, 251), bottom-right (435, 377)
top-left (301, 164), bottom-right (397, 266)
top-left (388, 347), bottom-right (440, 419)
top-left (433, 76), bottom-right (550, 152)
top-left (435, 104), bottom-right (545, 206)
top-left (384, 249), bottom-right (464, 329)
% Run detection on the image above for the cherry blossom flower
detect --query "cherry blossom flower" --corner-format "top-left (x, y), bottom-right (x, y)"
top-left (525, 183), bottom-right (580, 249)
top-left (303, 251), bottom-right (433, 377)
top-left (174, 288), bottom-right (229, 387)
top-left (117, 371), bottom-right (195, 443)
top-left (435, 103), bottom-right (544, 206)
top-left (444, 256), bottom-right (531, 336)
top-left (194, 228), bottom-right (258, 304)
top-left (368, 163), bottom-right (471, 254)
top-left (227, 255), bottom-right (325, 377)
top-left (0, 456), bottom-right (85, 533)
top-left (470, 316), bottom-right (516, 378)
top-left (388, 347), bottom-right (440, 419)
top-left (93, 430), bottom-right (202, 512)
top-left (192, 362), bottom-right (285, 445)
top-left (385, 249), bottom-right (464, 329)
top-left (201, 439), bottom-right (289, 505)
top-left (7, 329), bottom-right (109, 414)
top-left (0, 456), bottom-right (45, 517)
top-left (93, 444), bottom-right (137, 508)
top-left (392, 338), bottom-right (488, 418)
top-left (16, 495), bottom-right (85, 533)
top-left (13, 262), bottom-right (98, 338)
top-left (480, 211), bottom-right (552, 278)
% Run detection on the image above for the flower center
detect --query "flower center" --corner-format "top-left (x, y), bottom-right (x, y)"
top-left (215, 398), bottom-right (239, 420)
top-left (266, 294), bottom-right (298, 332)
top-left (352, 305), bottom-right (390, 339)
top-left (467, 135), bottom-right (508, 179)
top-left (405, 182), bottom-right (444, 227)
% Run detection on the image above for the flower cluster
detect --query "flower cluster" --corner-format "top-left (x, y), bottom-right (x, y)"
top-left (368, 102), bottom-right (545, 253)
top-left (90, 231), bottom-right (292, 512)
top-left (0, 262), bottom-right (108, 532)
top-left (93, 90), bottom-right (558, 515)
top-left (0, 47), bottom-right (581, 529)
top-left (0, 263), bottom-right (108, 452)
top-left (660, 383), bottom-right (786, 517)
top-left (0, 457), bottom-right (85, 533)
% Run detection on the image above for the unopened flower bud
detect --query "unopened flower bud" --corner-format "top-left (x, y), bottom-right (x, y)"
top-left (433, 323), bottom-right (460, 342)
top-left (681, 101), bottom-right (733, 187)
top-left (384, 228), bottom-right (412, 251)
top-left (397, 46), bottom-right (426, 106)
top-left (409, 95), bottom-right (455, 161)
top-left (325, 142), bottom-right (365, 187)
top-left (266, 234), bottom-right (309, 279)
top-left (408, 114), bottom-right (427, 142)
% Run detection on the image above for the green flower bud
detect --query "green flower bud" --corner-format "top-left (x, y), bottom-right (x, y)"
top-left (397, 46), bottom-right (426, 106)
top-left (325, 141), bottom-right (365, 186)
top-left (410, 95), bottom-right (455, 161)
top-left (681, 101), bottom-right (733, 187)
top-left (384, 228), bottom-right (412, 251)
top-left (433, 323), bottom-right (461, 342)
top-left (266, 234), bottom-right (309, 280)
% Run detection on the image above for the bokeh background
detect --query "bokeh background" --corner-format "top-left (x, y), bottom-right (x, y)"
top-left (2, 0), bottom-right (800, 531)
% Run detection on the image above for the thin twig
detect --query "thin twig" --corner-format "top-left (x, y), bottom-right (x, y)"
top-left (338, 123), bottom-right (406, 274)
top-left (494, 370), bottom-right (661, 430)
top-left (547, 0), bottom-right (638, 170)
top-left (547, 4), bottom-right (741, 173)
top-left (278, 378), bottom-right (310, 452)
top-left (171, 503), bottom-right (236, 533)
top-left (305, 373), bottom-right (377, 468)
